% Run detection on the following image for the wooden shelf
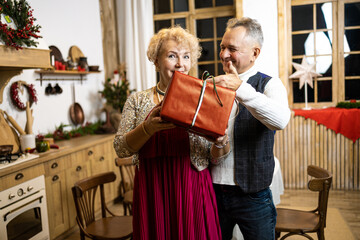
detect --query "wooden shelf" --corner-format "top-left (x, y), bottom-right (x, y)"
top-left (35, 69), bottom-right (102, 85)
top-left (0, 45), bottom-right (51, 103)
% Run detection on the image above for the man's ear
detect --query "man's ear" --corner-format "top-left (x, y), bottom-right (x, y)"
top-left (252, 47), bottom-right (261, 61)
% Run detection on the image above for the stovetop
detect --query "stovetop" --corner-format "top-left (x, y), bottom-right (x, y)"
top-left (0, 153), bottom-right (39, 170)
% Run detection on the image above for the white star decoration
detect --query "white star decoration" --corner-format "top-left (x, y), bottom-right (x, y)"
top-left (289, 56), bottom-right (322, 89)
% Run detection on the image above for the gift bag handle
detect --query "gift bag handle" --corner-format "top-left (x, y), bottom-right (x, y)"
top-left (202, 71), bottom-right (223, 107)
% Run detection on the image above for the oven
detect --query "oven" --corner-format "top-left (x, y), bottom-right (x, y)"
top-left (0, 175), bottom-right (49, 240)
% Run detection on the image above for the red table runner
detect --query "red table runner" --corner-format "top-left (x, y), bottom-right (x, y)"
top-left (293, 107), bottom-right (360, 143)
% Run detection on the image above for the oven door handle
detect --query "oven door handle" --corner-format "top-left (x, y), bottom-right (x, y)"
top-left (3, 196), bottom-right (43, 222)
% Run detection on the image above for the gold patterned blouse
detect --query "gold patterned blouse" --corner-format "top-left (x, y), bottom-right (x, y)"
top-left (113, 88), bottom-right (212, 171)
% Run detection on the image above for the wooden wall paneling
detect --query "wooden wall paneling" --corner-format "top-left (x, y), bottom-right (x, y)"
top-left (99, 0), bottom-right (119, 80)
top-left (274, 114), bottom-right (359, 190)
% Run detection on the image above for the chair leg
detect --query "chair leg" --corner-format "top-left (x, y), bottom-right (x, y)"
top-left (275, 231), bottom-right (280, 240)
top-left (317, 228), bottom-right (325, 240)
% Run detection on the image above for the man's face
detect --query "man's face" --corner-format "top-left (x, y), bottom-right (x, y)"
top-left (219, 26), bottom-right (258, 74)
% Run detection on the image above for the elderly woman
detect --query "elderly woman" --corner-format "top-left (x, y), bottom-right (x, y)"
top-left (114, 26), bottom-right (229, 240)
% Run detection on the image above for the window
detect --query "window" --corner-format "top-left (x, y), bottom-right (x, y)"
top-left (153, 0), bottom-right (240, 78)
top-left (279, 0), bottom-right (360, 108)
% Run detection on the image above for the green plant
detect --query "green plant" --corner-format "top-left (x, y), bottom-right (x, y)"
top-left (99, 74), bottom-right (135, 112)
top-left (44, 121), bottom-right (103, 141)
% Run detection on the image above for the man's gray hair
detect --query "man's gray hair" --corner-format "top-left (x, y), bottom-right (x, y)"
top-left (226, 17), bottom-right (264, 48)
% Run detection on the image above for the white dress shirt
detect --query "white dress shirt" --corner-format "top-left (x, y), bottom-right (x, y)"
top-left (211, 65), bottom-right (291, 185)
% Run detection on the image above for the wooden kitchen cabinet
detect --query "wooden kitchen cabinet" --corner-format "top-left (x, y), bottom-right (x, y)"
top-left (0, 134), bottom-right (119, 240)
top-left (0, 164), bottom-right (44, 190)
top-left (65, 151), bottom-right (90, 228)
top-left (45, 156), bottom-right (70, 239)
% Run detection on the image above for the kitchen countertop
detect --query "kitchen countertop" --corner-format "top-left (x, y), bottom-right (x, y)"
top-left (0, 134), bottom-right (115, 178)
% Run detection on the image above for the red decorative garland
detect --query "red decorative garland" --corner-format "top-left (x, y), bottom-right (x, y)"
top-left (10, 81), bottom-right (38, 110)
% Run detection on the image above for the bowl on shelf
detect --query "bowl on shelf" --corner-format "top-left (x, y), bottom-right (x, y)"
top-left (88, 65), bottom-right (99, 71)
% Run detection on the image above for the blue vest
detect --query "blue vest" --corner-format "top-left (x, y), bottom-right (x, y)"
top-left (233, 72), bottom-right (275, 193)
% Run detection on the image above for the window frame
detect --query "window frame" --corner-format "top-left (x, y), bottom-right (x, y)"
top-left (153, 0), bottom-right (242, 77)
top-left (278, 0), bottom-right (360, 109)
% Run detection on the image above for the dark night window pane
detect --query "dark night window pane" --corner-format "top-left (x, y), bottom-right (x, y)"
top-left (196, 19), bottom-right (214, 38)
top-left (317, 80), bottom-right (332, 102)
top-left (198, 64), bottom-right (215, 79)
top-left (215, 0), bottom-right (233, 7)
top-left (345, 3), bottom-right (360, 27)
top-left (345, 79), bottom-right (360, 100)
top-left (155, 20), bottom-right (171, 33)
top-left (345, 53), bottom-right (360, 76)
top-left (173, 0), bottom-right (188, 12)
top-left (291, 58), bottom-right (302, 73)
top-left (216, 17), bottom-right (231, 38)
top-left (316, 3), bottom-right (332, 30)
top-left (293, 82), bottom-right (314, 103)
top-left (153, 0), bottom-right (170, 14)
top-left (195, 0), bottom-right (212, 9)
top-left (345, 29), bottom-right (360, 51)
top-left (174, 18), bottom-right (186, 29)
top-left (199, 41), bottom-right (214, 61)
top-left (292, 34), bottom-right (310, 56)
top-left (218, 63), bottom-right (225, 75)
top-left (292, 5), bottom-right (313, 31)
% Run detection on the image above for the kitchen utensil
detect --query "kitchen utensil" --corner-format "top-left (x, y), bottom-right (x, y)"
top-left (0, 110), bottom-right (20, 153)
top-left (49, 45), bottom-right (64, 62)
top-left (88, 65), bottom-right (99, 71)
top-left (25, 101), bottom-right (33, 134)
top-left (3, 110), bottom-right (26, 135)
top-left (68, 45), bottom-right (84, 65)
top-left (0, 145), bottom-right (13, 156)
top-left (69, 83), bottom-right (84, 125)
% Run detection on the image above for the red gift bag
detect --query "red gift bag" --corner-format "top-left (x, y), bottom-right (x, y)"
top-left (160, 71), bottom-right (235, 139)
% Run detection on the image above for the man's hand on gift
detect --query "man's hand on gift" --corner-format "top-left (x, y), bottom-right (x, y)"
top-left (214, 61), bottom-right (242, 91)
top-left (144, 103), bottom-right (176, 136)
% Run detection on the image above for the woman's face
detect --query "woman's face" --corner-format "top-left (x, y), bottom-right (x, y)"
top-left (156, 39), bottom-right (191, 87)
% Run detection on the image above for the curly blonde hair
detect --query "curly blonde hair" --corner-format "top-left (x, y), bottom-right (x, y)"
top-left (147, 26), bottom-right (201, 68)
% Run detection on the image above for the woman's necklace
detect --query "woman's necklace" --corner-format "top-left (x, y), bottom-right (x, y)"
top-left (156, 82), bottom-right (165, 96)
top-left (155, 82), bottom-right (165, 103)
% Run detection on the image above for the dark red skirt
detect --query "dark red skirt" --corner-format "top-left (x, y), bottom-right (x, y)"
top-left (132, 127), bottom-right (221, 240)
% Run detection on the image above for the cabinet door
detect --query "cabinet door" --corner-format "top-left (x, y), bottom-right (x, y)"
top-left (66, 151), bottom-right (90, 228)
top-left (87, 143), bottom-right (113, 208)
top-left (45, 156), bottom-right (69, 240)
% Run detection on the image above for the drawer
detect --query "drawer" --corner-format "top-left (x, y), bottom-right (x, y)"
top-left (0, 164), bottom-right (45, 190)
top-left (44, 155), bottom-right (68, 175)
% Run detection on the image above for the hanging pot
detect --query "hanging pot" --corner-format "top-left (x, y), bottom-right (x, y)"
top-left (69, 84), bottom-right (85, 125)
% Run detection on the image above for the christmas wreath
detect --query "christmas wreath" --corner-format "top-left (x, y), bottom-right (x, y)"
top-left (10, 81), bottom-right (38, 110)
top-left (0, 0), bottom-right (41, 50)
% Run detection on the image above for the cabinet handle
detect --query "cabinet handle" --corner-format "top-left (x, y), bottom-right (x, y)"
top-left (99, 156), bottom-right (105, 161)
top-left (52, 175), bottom-right (59, 182)
top-left (76, 166), bottom-right (82, 172)
top-left (15, 173), bottom-right (24, 180)
top-left (51, 162), bottom-right (58, 169)
top-left (88, 150), bottom-right (93, 156)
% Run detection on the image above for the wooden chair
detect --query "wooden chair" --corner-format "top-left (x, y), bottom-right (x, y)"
top-left (115, 157), bottom-right (135, 215)
top-left (72, 171), bottom-right (133, 240)
top-left (275, 165), bottom-right (333, 240)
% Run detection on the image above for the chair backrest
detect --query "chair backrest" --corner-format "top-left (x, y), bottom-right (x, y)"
top-left (72, 171), bottom-right (116, 227)
top-left (307, 165), bottom-right (333, 228)
top-left (115, 157), bottom-right (135, 199)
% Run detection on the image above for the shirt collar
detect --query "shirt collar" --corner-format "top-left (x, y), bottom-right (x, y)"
top-left (238, 65), bottom-right (257, 82)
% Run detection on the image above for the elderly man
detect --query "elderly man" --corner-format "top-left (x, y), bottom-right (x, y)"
top-left (211, 17), bottom-right (291, 240)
